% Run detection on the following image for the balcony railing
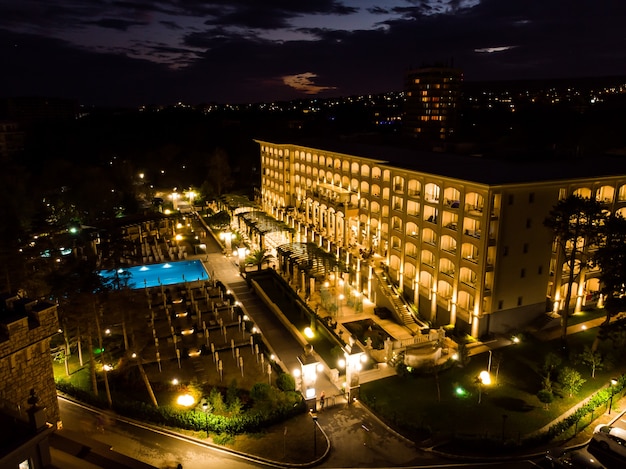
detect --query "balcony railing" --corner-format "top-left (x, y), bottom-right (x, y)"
top-left (460, 278), bottom-right (477, 288)
top-left (464, 229), bottom-right (481, 239)
top-left (465, 204), bottom-right (484, 215)
top-left (444, 199), bottom-right (460, 208)
top-left (306, 190), bottom-right (358, 215)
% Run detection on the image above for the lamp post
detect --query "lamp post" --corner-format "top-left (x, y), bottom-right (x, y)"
top-left (609, 378), bottom-right (618, 415)
top-left (202, 401), bottom-right (210, 438)
top-left (338, 293), bottom-right (344, 319)
top-left (476, 370), bottom-right (491, 404)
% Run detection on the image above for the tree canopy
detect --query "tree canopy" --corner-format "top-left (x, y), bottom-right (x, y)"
top-left (544, 195), bottom-right (606, 344)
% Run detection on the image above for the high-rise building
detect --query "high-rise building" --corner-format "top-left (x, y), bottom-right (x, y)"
top-left (257, 138), bottom-right (626, 338)
top-left (403, 66), bottom-right (463, 146)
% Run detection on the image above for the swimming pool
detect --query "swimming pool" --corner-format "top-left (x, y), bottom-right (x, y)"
top-left (99, 260), bottom-right (209, 289)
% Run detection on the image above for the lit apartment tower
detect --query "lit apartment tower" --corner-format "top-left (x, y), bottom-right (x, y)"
top-left (403, 66), bottom-right (463, 145)
top-left (257, 139), bottom-right (626, 338)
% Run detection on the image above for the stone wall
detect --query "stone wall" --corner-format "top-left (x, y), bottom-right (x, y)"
top-left (0, 301), bottom-right (60, 426)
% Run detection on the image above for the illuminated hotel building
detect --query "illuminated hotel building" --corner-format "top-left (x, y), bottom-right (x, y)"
top-left (257, 139), bottom-right (626, 338)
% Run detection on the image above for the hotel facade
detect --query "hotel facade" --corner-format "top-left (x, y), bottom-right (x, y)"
top-left (257, 139), bottom-right (626, 338)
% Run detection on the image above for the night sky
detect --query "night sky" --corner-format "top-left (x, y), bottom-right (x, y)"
top-left (1, 0), bottom-right (625, 106)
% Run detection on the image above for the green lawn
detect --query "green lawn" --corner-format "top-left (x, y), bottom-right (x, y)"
top-left (568, 307), bottom-right (607, 326)
top-left (361, 328), bottom-right (626, 444)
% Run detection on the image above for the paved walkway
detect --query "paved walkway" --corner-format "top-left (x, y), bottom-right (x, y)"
top-left (184, 217), bottom-right (429, 466)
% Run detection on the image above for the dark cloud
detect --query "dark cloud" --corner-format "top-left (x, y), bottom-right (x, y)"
top-left (202, 7), bottom-right (295, 30)
top-left (159, 20), bottom-right (182, 30)
top-left (0, 0), bottom-right (625, 106)
top-left (87, 18), bottom-right (147, 31)
top-left (368, 7), bottom-right (391, 15)
top-left (0, 29), bottom-right (177, 105)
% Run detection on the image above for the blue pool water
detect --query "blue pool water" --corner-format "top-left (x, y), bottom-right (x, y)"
top-left (99, 260), bottom-right (209, 289)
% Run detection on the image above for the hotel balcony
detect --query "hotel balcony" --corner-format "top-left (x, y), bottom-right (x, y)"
top-left (460, 278), bottom-right (477, 288)
top-left (441, 245), bottom-right (457, 255)
top-left (306, 187), bottom-right (358, 217)
top-left (464, 229), bottom-right (481, 239)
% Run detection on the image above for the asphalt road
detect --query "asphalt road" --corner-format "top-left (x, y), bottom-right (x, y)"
top-left (57, 396), bottom-right (270, 469)
top-left (57, 374), bottom-right (551, 469)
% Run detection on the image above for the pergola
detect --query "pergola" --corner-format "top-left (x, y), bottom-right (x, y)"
top-left (276, 242), bottom-right (345, 279)
top-left (219, 194), bottom-right (258, 213)
top-left (238, 211), bottom-right (293, 236)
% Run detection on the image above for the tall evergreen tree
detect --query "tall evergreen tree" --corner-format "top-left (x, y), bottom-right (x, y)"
top-left (544, 195), bottom-right (606, 345)
top-left (592, 214), bottom-right (626, 349)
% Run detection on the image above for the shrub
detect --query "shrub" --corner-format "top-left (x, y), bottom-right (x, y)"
top-left (558, 367), bottom-right (586, 397)
top-left (208, 387), bottom-right (226, 414)
top-left (537, 389), bottom-right (554, 409)
top-left (250, 383), bottom-right (271, 401)
top-left (276, 373), bottom-right (296, 392)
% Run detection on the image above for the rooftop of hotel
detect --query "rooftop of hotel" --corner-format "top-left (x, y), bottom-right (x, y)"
top-left (260, 138), bottom-right (626, 185)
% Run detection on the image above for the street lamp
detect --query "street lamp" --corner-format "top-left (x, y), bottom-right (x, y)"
top-left (609, 378), bottom-right (618, 415)
top-left (476, 370), bottom-right (491, 404)
top-left (177, 393), bottom-right (195, 407)
top-left (202, 401), bottom-right (210, 438)
top-left (344, 344), bottom-right (366, 403)
top-left (338, 294), bottom-right (345, 319)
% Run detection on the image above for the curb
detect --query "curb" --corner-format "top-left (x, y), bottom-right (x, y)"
top-left (58, 387), bottom-right (331, 468)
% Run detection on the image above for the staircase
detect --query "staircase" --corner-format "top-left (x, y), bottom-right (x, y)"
top-left (388, 350), bottom-right (405, 367)
top-left (374, 271), bottom-right (428, 330)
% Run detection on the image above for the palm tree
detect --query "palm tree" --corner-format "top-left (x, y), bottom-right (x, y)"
top-left (245, 248), bottom-right (274, 271)
top-left (544, 195), bottom-right (606, 346)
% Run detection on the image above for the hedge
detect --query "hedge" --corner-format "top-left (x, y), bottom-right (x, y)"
top-left (56, 380), bottom-right (307, 436)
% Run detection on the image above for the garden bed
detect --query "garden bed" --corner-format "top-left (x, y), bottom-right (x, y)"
top-left (343, 318), bottom-right (390, 350)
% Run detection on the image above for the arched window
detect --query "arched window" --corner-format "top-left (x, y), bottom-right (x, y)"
top-left (424, 183), bottom-right (440, 203)
top-left (465, 192), bottom-right (484, 213)
top-left (596, 185), bottom-right (615, 204)
top-left (441, 235), bottom-right (457, 253)
top-left (406, 222), bottom-right (418, 238)
top-left (408, 179), bottom-right (421, 197)
top-left (404, 262), bottom-right (416, 280)
top-left (405, 242), bottom-right (418, 258)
